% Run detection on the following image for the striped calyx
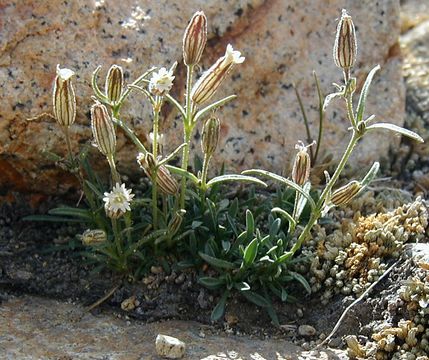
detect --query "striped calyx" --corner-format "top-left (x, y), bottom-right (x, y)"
top-left (105, 65), bottom-right (124, 104)
top-left (168, 209), bottom-right (186, 237)
top-left (331, 180), bottom-right (361, 206)
top-left (81, 229), bottom-right (107, 246)
top-left (191, 44), bottom-right (245, 105)
top-left (333, 9), bottom-right (357, 70)
top-left (90, 102), bottom-right (116, 157)
top-left (137, 153), bottom-right (179, 195)
top-left (183, 11), bottom-right (207, 66)
top-left (53, 65), bottom-right (76, 127)
top-left (291, 141), bottom-right (311, 186)
top-left (201, 117), bottom-right (220, 156)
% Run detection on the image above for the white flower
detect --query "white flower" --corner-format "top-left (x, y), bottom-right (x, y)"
top-left (149, 63), bottom-right (176, 95)
top-left (224, 44), bottom-right (245, 64)
top-left (103, 183), bottom-right (134, 217)
top-left (148, 132), bottom-right (164, 145)
top-left (190, 44), bottom-right (245, 104)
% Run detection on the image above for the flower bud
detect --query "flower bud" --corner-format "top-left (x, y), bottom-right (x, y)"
top-left (167, 209), bottom-right (186, 237)
top-left (53, 65), bottom-right (76, 127)
top-left (331, 180), bottom-right (361, 206)
top-left (105, 64), bottom-right (124, 105)
top-left (90, 102), bottom-right (116, 157)
top-left (137, 153), bottom-right (179, 195)
top-left (183, 11), bottom-right (207, 66)
top-left (291, 141), bottom-right (311, 186)
top-left (81, 229), bottom-right (107, 246)
top-left (191, 44), bottom-right (245, 105)
top-left (201, 117), bottom-right (220, 156)
top-left (333, 9), bottom-right (357, 71)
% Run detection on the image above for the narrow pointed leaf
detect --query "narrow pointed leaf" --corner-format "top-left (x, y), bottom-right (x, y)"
top-left (198, 277), bottom-right (225, 290)
top-left (243, 169), bottom-right (316, 209)
top-left (165, 165), bottom-right (199, 185)
top-left (91, 66), bottom-right (109, 103)
top-left (366, 123), bottom-right (424, 143)
top-left (199, 252), bottom-right (236, 270)
top-left (243, 238), bottom-right (258, 266)
top-left (360, 161), bottom-right (380, 188)
top-left (193, 95), bottom-right (237, 124)
top-left (157, 143), bottom-right (187, 167)
top-left (271, 208), bottom-right (296, 228)
top-left (356, 65), bottom-right (380, 123)
top-left (48, 207), bottom-right (92, 220)
top-left (295, 181), bottom-right (311, 221)
top-left (235, 282), bottom-right (251, 291)
top-left (206, 174), bottom-right (267, 188)
top-left (290, 271), bottom-right (311, 294)
top-left (211, 291), bottom-right (229, 321)
top-left (242, 291), bottom-right (270, 307)
top-left (323, 91), bottom-right (343, 112)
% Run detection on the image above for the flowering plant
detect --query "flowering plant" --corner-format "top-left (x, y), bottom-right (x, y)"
top-left (27, 9), bottom-right (423, 322)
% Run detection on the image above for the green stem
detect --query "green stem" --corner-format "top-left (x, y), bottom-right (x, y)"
top-left (124, 212), bottom-right (132, 245)
top-left (290, 129), bottom-right (361, 255)
top-left (200, 153), bottom-right (211, 209)
top-left (179, 64), bottom-right (194, 209)
top-left (151, 97), bottom-right (161, 229)
top-left (112, 218), bottom-right (122, 256)
top-left (346, 92), bottom-right (356, 129)
top-left (107, 155), bottom-right (120, 184)
top-left (63, 126), bottom-right (74, 165)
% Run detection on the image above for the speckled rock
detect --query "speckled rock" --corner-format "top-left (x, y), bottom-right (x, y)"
top-left (0, 0), bottom-right (404, 194)
top-left (0, 295), bottom-right (349, 359)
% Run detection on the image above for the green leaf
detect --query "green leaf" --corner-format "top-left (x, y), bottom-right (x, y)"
top-left (360, 161), bottom-right (380, 188)
top-left (290, 271), bottom-right (311, 294)
top-left (211, 291), bottom-right (229, 321)
top-left (276, 251), bottom-right (293, 264)
top-left (165, 165), bottom-right (199, 184)
top-left (243, 237), bottom-right (258, 266)
top-left (199, 252), bottom-right (236, 270)
top-left (91, 66), bottom-right (109, 103)
top-left (193, 95), bottom-right (237, 124)
top-left (366, 123), bottom-right (424, 143)
top-left (243, 169), bottom-right (316, 209)
top-left (242, 291), bottom-right (270, 307)
top-left (245, 210), bottom-right (255, 236)
top-left (206, 174), bottom-right (267, 189)
top-left (235, 282), bottom-right (250, 291)
top-left (84, 180), bottom-right (104, 199)
top-left (295, 181), bottom-right (311, 221)
top-left (356, 65), bottom-right (380, 124)
top-left (221, 240), bottom-right (231, 252)
top-left (271, 208), bottom-right (296, 228)
top-left (157, 143), bottom-right (187, 167)
top-left (228, 198), bottom-right (239, 217)
top-left (198, 277), bottom-right (225, 290)
top-left (266, 303), bottom-right (280, 327)
top-left (269, 218), bottom-right (281, 238)
top-left (48, 207), bottom-right (92, 220)
top-left (323, 91), bottom-right (343, 112)
top-left (281, 288), bottom-right (288, 302)
top-left (23, 215), bottom-right (83, 223)
top-left (165, 93), bottom-right (186, 118)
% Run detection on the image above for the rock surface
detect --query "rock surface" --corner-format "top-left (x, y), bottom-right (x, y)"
top-left (0, 0), bottom-right (404, 194)
top-left (0, 295), bottom-right (348, 359)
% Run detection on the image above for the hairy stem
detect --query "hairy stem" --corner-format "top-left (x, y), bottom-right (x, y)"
top-left (290, 129), bottom-right (361, 255)
top-left (151, 97), bottom-right (161, 229)
top-left (179, 64), bottom-right (194, 209)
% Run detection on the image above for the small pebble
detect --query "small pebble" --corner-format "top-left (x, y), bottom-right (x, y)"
top-left (298, 325), bottom-right (317, 337)
top-left (155, 334), bottom-right (186, 359)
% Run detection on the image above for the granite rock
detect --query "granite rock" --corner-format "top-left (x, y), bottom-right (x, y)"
top-left (0, 0), bottom-right (404, 194)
